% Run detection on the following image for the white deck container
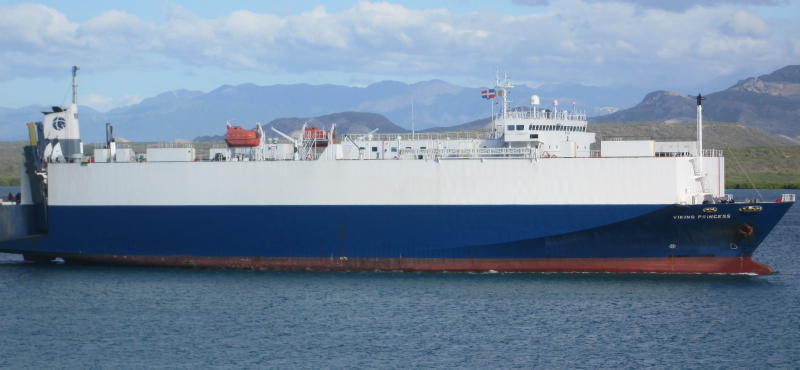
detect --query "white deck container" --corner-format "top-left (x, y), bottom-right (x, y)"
top-left (601, 141), bottom-right (655, 157)
top-left (147, 147), bottom-right (195, 162)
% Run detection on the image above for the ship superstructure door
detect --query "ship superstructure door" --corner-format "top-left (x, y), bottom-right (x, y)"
top-left (382, 141), bottom-right (398, 159)
top-left (560, 141), bottom-right (577, 158)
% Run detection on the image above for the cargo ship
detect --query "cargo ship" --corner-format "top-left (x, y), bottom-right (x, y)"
top-left (0, 68), bottom-right (794, 274)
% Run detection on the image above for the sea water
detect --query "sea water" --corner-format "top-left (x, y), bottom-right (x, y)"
top-left (1, 189), bottom-right (798, 369)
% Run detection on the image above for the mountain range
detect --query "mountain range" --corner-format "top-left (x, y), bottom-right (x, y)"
top-left (1, 65), bottom-right (798, 144)
top-left (0, 78), bottom-right (647, 143)
top-left (590, 65), bottom-right (800, 142)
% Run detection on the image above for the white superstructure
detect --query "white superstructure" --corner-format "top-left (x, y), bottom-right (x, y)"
top-left (27, 73), bottom-right (724, 209)
top-left (46, 155), bottom-right (723, 207)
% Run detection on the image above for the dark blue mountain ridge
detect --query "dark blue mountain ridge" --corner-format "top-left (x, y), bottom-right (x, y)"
top-left (0, 79), bottom-right (573, 142)
top-left (0, 71), bottom-right (757, 143)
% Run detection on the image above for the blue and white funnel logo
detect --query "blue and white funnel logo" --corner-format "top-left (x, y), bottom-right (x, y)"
top-left (52, 117), bottom-right (66, 131)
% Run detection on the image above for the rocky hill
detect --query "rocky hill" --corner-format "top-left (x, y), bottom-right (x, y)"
top-left (589, 91), bottom-right (696, 124)
top-left (591, 65), bottom-right (800, 141)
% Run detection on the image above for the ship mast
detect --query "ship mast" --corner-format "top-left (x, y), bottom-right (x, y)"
top-left (495, 72), bottom-right (514, 119)
top-left (696, 93), bottom-right (705, 172)
top-left (72, 66), bottom-right (79, 105)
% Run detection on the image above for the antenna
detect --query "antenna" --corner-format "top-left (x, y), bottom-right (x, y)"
top-left (412, 99), bottom-right (414, 140)
top-left (72, 66), bottom-right (79, 105)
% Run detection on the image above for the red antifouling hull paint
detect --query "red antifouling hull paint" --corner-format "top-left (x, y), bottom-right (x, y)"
top-left (36, 254), bottom-right (776, 275)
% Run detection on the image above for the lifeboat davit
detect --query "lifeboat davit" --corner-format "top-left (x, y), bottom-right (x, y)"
top-left (225, 126), bottom-right (260, 147)
top-left (304, 127), bottom-right (334, 148)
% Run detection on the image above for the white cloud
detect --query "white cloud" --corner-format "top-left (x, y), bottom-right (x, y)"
top-left (122, 95), bottom-right (144, 106)
top-left (79, 93), bottom-right (145, 112)
top-left (80, 93), bottom-right (114, 111)
top-left (560, 0), bottom-right (782, 12)
top-left (722, 10), bottom-right (772, 38)
top-left (0, 1), bottom-right (796, 90)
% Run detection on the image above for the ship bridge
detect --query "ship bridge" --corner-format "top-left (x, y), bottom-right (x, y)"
top-left (489, 74), bottom-right (595, 157)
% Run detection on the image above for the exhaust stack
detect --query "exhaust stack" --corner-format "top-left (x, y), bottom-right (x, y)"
top-left (42, 66), bottom-right (83, 162)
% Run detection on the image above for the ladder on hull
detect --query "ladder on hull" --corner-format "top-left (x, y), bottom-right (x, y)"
top-left (691, 158), bottom-right (711, 195)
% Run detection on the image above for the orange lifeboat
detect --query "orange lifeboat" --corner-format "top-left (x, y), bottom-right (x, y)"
top-left (225, 126), bottom-right (260, 147)
top-left (303, 127), bottom-right (334, 148)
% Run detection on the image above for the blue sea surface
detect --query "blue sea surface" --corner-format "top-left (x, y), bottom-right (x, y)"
top-left (1, 189), bottom-right (798, 369)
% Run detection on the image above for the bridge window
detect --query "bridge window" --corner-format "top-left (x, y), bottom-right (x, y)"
top-left (530, 134), bottom-right (538, 139)
top-left (391, 147), bottom-right (397, 152)
top-left (372, 147), bottom-right (378, 152)
top-left (507, 125), bottom-right (515, 131)
top-left (516, 125), bottom-right (524, 130)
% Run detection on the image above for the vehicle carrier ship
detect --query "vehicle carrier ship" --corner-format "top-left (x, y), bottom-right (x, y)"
top-left (0, 68), bottom-right (794, 274)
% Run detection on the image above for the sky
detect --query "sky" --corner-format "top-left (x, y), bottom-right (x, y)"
top-left (0, 0), bottom-right (798, 111)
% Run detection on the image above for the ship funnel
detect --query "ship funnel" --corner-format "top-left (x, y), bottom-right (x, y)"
top-left (106, 123), bottom-right (115, 145)
top-left (531, 95), bottom-right (540, 105)
top-left (41, 66), bottom-right (83, 162)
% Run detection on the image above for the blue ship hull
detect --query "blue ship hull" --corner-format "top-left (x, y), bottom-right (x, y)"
top-left (0, 202), bottom-right (792, 273)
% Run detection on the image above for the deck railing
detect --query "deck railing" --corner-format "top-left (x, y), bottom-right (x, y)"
top-left (401, 147), bottom-right (538, 160)
top-left (147, 142), bottom-right (194, 148)
top-left (502, 109), bottom-right (586, 121)
top-left (345, 132), bottom-right (495, 142)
